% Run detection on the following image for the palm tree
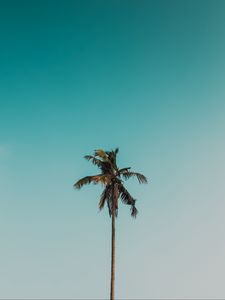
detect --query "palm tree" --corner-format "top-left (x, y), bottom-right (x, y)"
top-left (74, 148), bottom-right (147, 300)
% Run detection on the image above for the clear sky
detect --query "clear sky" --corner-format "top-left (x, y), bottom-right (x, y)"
top-left (0, 0), bottom-right (225, 299)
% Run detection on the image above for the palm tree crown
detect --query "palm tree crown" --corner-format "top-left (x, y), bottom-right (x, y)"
top-left (74, 148), bottom-right (147, 217)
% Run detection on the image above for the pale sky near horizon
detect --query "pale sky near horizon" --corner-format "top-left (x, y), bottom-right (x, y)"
top-left (0, 0), bottom-right (225, 299)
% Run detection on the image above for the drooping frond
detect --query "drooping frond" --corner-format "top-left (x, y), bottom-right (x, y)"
top-left (131, 204), bottom-right (138, 218)
top-left (107, 199), bottom-right (118, 217)
top-left (118, 184), bottom-right (138, 217)
top-left (104, 182), bottom-right (119, 218)
top-left (121, 171), bottom-right (148, 184)
top-left (99, 184), bottom-right (112, 210)
top-left (107, 199), bottom-right (112, 217)
top-left (74, 174), bottom-right (110, 189)
top-left (118, 184), bottom-right (135, 205)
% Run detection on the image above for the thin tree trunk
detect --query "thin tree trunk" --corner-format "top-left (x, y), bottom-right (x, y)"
top-left (110, 203), bottom-right (116, 300)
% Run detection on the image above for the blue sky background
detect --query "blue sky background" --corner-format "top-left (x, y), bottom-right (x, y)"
top-left (0, 0), bottom-right (225, 298)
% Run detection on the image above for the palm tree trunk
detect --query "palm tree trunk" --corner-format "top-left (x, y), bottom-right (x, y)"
top-left (110, 207), bottom-right (115, 300)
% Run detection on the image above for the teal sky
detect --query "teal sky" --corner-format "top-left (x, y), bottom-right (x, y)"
top-left (0, 0), bottom-right (225, 298)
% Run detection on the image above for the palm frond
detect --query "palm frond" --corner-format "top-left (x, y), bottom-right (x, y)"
top-left (107, 149), bottom-right (119, 171)
top-left (118, 167), bottom-right (131, 174)
top-left (107, 199), bottom-right (112, 217)
top-left (84, 155), bottom-right (104, 169)
top-left (112, 148), bottom-right (119, 164)
top-left (118, 184), bottom-right (138, 217)
top-left (121, 171), bottom-right (147, 184)
top-left (105, 183), bottom-right (119, 217)
top-left (103, 198), bottom-right (118, 217)
top-left (113, 183), bottom-right (119, 217)
top-left (118, 184), bottom-right (135, 205)
top-left (85, 155), bottom-right (113, 173)
top-left (94, 149), bottom-right (108, 161)
top-left (74, 176), bottom-right (95, 189)
top-left (131, 205), bottom-right (138, 218)
top-left (99, 185), bottom-right (112, 210)
top-left (74, 174), bottom-right (110, 189)
top-left (96, 174), bottom-right (111, 185)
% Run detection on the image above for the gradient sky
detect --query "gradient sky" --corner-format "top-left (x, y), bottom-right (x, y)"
top-left (0, 0), bottom-right (225, 299)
